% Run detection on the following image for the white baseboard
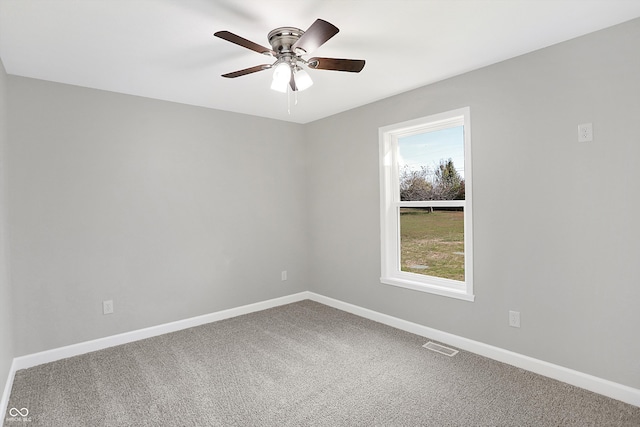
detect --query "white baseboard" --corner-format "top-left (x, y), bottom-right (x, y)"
top-left (2, 292), bottom-right (311, 420)
top-left (0, 359), bottom-right (17, 423)
top-left (306, 292), bottom-right (640, 408)
top-left (11, 292), bottom-right (310, 372)
top-left (3, 290), bottom-right (639, 413)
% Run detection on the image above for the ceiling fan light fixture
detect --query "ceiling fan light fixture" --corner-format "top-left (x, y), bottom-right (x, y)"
top-left (271, 61), bottom-right (291, 93)
top-left (293, 67), bottom-right (313, 91)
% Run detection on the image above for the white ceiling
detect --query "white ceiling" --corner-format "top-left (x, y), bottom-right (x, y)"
top-left (2, 0), bottom-right (640, 124)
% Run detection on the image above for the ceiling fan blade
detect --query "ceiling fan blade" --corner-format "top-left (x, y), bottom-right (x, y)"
top-left (292, 19), bottom-right (339, 54)
top-left (214, 31), bottom-right (275, 56)
top-left (308, 57), bottom-right (365, 73)
top-left (221, 64), bottom-right (272, 78)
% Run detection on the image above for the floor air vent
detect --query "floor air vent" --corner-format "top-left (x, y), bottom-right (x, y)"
top-left (423, 341), bottom-right (459, 357)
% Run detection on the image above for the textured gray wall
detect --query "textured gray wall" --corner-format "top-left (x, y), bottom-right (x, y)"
top-left (7, 77), bottom-right (308, 356)
top-left (306, 19), bottom-right (640, 389)
top-left (0, 58), bottom-right (14, 397)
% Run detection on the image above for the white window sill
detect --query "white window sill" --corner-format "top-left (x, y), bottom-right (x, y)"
top-left (380, 276), bottom-right (475, 302)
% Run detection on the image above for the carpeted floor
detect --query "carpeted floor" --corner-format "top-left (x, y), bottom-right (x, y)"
top-left (4, 300), bottom-right (640, 426)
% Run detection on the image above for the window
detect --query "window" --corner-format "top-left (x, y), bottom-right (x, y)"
top-left (379, 107), bottom-right (473, 301)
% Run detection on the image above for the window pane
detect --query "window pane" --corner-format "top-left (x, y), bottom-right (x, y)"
top-left (399, 207), bottom-right (464, 281)
top-left (398, 126), bottom-right (465, 201)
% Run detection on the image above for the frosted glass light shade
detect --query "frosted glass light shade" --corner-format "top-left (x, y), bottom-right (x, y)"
top-left (294, 68), bottom-right (313, 91)
top-left (271, 62), bottom-right (291, 92)
top-left (271, 78), bottom-right (289, 93)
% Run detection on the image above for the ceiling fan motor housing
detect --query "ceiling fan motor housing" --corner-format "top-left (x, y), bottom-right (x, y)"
top-left (268, 27), bottom-right (305, 56)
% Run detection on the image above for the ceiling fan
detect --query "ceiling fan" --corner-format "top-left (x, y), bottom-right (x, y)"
top-left (214, 19), bottom-right (365, 93)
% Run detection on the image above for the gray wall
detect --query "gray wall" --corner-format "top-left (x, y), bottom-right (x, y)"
top-left (0, 58), bottom-right (14, 396)
top-left (7, 77), bottom-right (308, 356)
top-left (306, 18), bottom-right (640, 389)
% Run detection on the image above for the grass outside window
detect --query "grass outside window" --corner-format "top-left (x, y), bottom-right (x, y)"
top-left (399, 208), bottom-right (464, 281)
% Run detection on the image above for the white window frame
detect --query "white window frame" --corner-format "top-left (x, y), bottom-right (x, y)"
top-left (379, 107), bottom-right (474, 302)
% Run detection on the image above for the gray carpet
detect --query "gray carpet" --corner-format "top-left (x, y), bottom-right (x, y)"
top-left (4, 300), bottom-right (640, 426)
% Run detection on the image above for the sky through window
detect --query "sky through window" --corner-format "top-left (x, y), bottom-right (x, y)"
top-left (398, 126), bottom-right (465, 179)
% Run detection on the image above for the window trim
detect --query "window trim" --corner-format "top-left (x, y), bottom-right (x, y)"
top-left (379, 107), bottom-right (474, 302)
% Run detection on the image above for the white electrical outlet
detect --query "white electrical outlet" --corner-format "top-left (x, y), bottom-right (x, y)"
top-left (578, 123), bottom-right (593, 142)
top-left (281, 270), bottom-right (288, 281)
top-left (103, 300), bottom-right (114, 315)
top-left (509, 310), bottom-right (520, 328)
